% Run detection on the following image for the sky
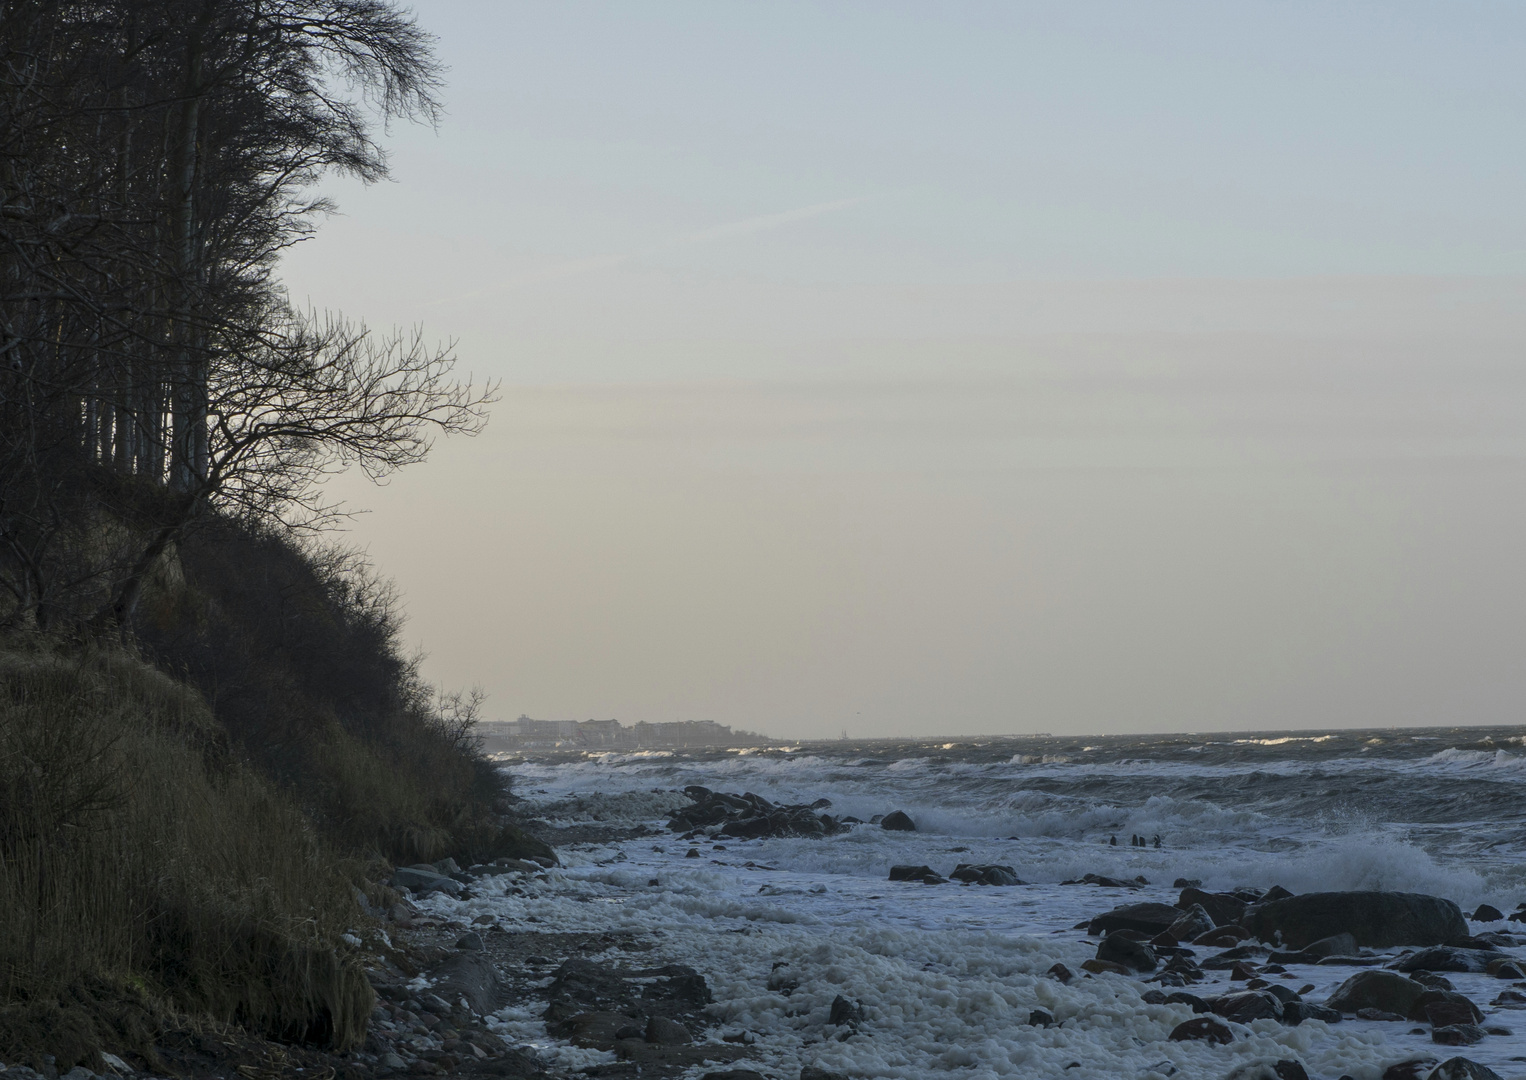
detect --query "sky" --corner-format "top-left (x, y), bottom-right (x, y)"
top-left (280, 1), bottom-right (1526, 739)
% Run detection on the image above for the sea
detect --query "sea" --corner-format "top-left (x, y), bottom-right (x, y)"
top-left (434, 727), bottom-right (1526, 1079)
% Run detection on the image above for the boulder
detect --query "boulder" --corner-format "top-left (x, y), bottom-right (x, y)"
top-left (888, 864), bottom-right (938, 882)
top-left (880, 810), bottom-right (917, 831)
top-left (1097, 936), bottom-right (1157, 972)
top-left (949, 863), bottom-right (1022, 886)
top-left (1167, 904), bottom-right (1215, 942)
top-left (1177, 887), bottom-right (1248, 927)
top-left (800, 1069), bottom-right (848, 1080)
top-left (1306, 932), bottom-right (1358, 957)
top-left (1326, 970), bottom-right (1427, 1017)
top-left (1194, 925), bottom-right (1252, 947)
top-left (392, 866), bottom-right (463, 897)
top-left (455, 931), bottom-right (484, 951)
top-left (1080, 958), bottom-right (1131, 975)
top-left (1397, 948), bottom-right (1498, 974)
top-left (1028, 1008), bottom-right (1055, 1027)
top-left (1424, 1001), bottom-right (1484, 1029)
top-left (828, 995), bottom-right (864, 1025)
top-left (1426, 1060), bottom-right (1504, 1080)
top-left (1168, 1016), bottom-right (1234, 1043)
top-left (1486, 957), bottom-right (1525, 979)
top-left (645, 1016), bottom-right (692, 1045)
top-left (1471, 905), bottom-right (1504, 923)
top-left (1047, 962), bottom-right (1074, 983)
top-left (1088, 902), bottom-right (1184, 937)
top-left (1212, 991), bottom-right (1283, 1024)
top-left (1282, 1000), bottom-right (1341, 1025)
top-left (1431, 1024), bottom-right (1485, 1046)
top-left (430, 951), bottom-right (507, 1015)
top-left (1242, 891), bottom-right (1468, 950)
top-left (1411, 991), bottom-right (1484, 1025)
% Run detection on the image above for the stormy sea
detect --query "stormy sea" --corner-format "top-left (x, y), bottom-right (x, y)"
top-left (428, 728), bottom-right (1526, 1078)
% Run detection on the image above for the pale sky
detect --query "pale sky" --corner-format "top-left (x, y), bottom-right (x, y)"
top-left (281, 1), bottom-right (1526, 738)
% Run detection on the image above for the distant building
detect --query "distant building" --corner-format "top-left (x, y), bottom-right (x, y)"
top-left (478, 716), bottom-right (768, 751)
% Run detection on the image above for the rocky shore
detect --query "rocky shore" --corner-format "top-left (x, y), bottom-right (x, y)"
top-left (9, 785), bottom-right (1526, 1080)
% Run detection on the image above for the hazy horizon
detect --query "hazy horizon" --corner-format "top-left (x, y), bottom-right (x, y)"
top-left (283, 3), bottom-right (1526, 740)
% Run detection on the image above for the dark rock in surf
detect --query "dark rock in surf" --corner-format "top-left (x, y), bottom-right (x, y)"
top-left (645, 1016), bottom-right (693, 1044)
top-left (1325, 970), bottom-right (1427, 1017)
top-left (949, 863), bottom-right (1022, 886)
top-left (1431, 1024), bottom-right (1486, 1046)
top-left (1282, 1000), bottom-right (1342, 1025)
top-left (1168, 1016), bottom-right (1233, 1043)
top-left (1176, 887), bottom-right (1248, 927)
top-left (828, 995), bottom-right (864, 1025)
top-left (1088, 902), bottom-right (1183, 937)
top-left (1397, 948), bottom-right (1499, 974)
top-left (1028, 1008), bottom-right (1054, 1027)
top-left (888, 864), bottom-right (938, 882)
top-left (669, 788), bottom-right (849, 840)
top-left (1166, 904), bottom-right (1215, 942)
top-left (1164, 991), bottom-right (1211, 1013)
top-left (1211, 991), bottom-right (1283, 1025)
top-left (880, 810), bottom-right (916, 831)
top-left (1096, 935), bottom-right (1157, 972)
top-left (1426, 1059), bottom-right (1505, 1080)
top-left (1243, 891), bottom-right (1468, 950)
top-left (1471, 905), bottom-right (1504, 922)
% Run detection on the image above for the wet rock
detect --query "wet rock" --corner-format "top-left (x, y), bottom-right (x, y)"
top-left (392, 866), bottom-right (464, 897)
top-left (1426, 1060), bottom-right (1504, 1080)
top-left (1167, 904), bottom-right (1215, 942)
top-left (646, 1016), bottom-right (693, 1044)
top-left (1397, 948), bottom-right (1498, 974)
top-left (1242, 891), bottom-right (1468, 950)
top-left (888, 864), bottom-right (938, 882)
top-left (1384, 1062), bottom-right (1441, 1080)
top-left (1262, 885), bottom-right (1295, 902)
top-left (1212, 990), bottom-right (1283, 1024)
top-left (1306, 932), bottom-right (1358, 957)
top-left (1201, 944), bottom-right (1270, 969)
top-left (1423, 1001), bottom-right (1484, 1029)
top-left (1471, 905), bottom-right (1504, 923)
top-left (1047, 962), bottom-right (1075, 983)
top-left (1168, 1016), bottom-right (1234, 1043)
top-left (1410, 972), bottom-right (1456, 990)
top-left (554, 1011), bottom-right (643, 1047)
top-left (1194, 925), bottom-right (1253, 947)
top-left (454, 931), bottom-right (484, 951)
top-left (800, 1069), bottom-right (847, 1080)
top-left (1174, 877), bottom-right (1203, 888)
top-left (1326, 970), bottom-right (1428, 1017)
top-left (1063, 872), bottom-right (1145, 888)
top-left (1357, 1008), bottom-right (1408, 1021)
top-left (1431, 1024), bottom-right (1486, 1046)
top-left (828, 995), bottom-right (865, 1025)
top-left (1081, 958), bottom-right (1132, 975)
top-left (686, 848), bottom-right (701, 858)
top-left (1486, 957), bottom-right (1526, 979)
top-left (949, 863), bottom-right (1022, 886)
top-left (1409, 990), bottom-right (1484, 1025)
top-left (430, 951), bottom-right (506, 1015)
top-left (669, 788), bottom-right (849, 839)
top-left (1177, 887), bottom-right (1249, 927)
top-left (1097, 935), bottom-right (1157, 972)
top-left (1282, 1000), bottom-right (1342, 1025)
top-left (1028, 1008), bottom-right (1055, 1027)
top-left (880, 810), bottom-right (917, 831)
top-left (1088, 902), bottom-right (1184, 937)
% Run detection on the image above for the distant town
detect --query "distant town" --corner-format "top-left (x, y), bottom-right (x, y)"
top-left (478, 716), bottom-right (771, 752)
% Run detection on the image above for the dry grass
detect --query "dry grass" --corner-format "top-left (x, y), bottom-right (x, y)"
top-left (0, 644), bottom-right (373, 1067)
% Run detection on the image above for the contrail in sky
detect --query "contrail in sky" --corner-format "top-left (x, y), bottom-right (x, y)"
top-left (432, 196), bottom-right (867, 306)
